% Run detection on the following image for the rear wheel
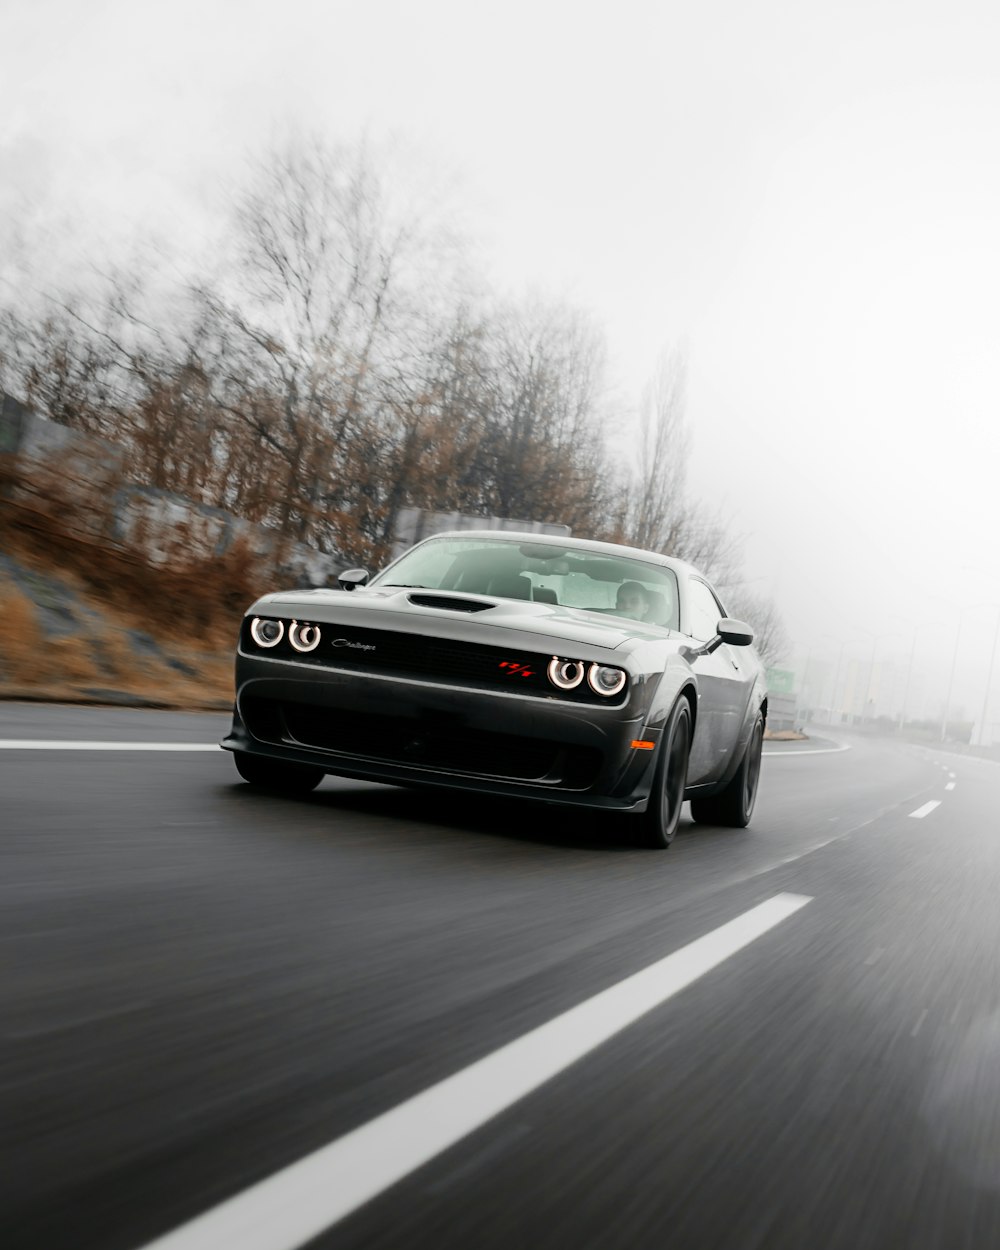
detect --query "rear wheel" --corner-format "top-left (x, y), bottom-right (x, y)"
top-left (233, 751), bottom-right (324, 795)
top-left (634, 698), bottom-right (691, 849)
top-left (690, 710), bottom-right (764, 828)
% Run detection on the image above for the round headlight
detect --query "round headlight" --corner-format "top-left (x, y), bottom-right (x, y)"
top-left (588, 663), bottom-right (627, 697)
top-left (547, 657), bottom-right (585, 690)
top-left (289, 621), bottom-right (321, 652)
top-left (250, 617), bottom-right (284, 648)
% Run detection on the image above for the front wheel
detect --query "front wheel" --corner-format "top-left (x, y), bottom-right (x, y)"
top-left (690, 710), bottom-right (764, 828)
top-left (233, 751), bottom-right (324, 795)
top-left (633, 697), bottom-right (691, 849)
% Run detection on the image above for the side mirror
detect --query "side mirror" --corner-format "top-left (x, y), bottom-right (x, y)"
top-left (717, 618), bottom-right (754, 646)
top-left (337, 568), bottom-right (370, 592)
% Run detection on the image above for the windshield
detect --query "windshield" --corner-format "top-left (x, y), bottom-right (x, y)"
top-left (373, 538), bottom-right (679, 629)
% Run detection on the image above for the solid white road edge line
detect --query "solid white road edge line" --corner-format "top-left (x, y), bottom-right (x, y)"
top-left (909, 800), bottom-right (942, 818)
top-left (0, 741), bottom-right (221, 751)
top-left (762, 743), bottom-right (851, 756)
top-left (2, 741), bottom-right (847, 758)
top-left (138, 892), bottom-right (813, 1250)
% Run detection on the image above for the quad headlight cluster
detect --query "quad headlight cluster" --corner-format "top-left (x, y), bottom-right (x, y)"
top-left (248, 617), bottom-right (627, 699)
top-left (250, 617), bottom-right (321, 652)
top-left (547, 656), bottom-right (627, 697)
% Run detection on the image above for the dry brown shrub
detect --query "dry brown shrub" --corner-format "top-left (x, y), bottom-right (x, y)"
top-left (1, 454), bottom-right (284, 707)
top-left (0, 580), bottom-right (47, 681)
top-left (94, 628), bottom-right (147, 686)
top-left (146, 660), bottom-right (233, 708)
top-left (1, 475), bottom-right (273, 647)
top-left (48, 636), bottom-right (100, 683)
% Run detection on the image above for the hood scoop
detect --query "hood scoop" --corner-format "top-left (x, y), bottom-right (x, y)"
top-left (408, 593), bottom-right (495, 613)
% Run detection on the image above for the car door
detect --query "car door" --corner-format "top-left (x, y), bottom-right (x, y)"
top-left (683, 577), bottom-right (750, 783)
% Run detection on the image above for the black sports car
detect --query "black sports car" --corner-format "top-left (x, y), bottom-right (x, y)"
top-left (222, 531), bottom-right (767, 847)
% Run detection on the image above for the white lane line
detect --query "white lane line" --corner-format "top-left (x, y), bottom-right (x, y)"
top-left (909, 800), bottom-right (942, 819)
top-left (0, 741), bottom-right (221, 751)
top-left (946, 782), bottom-right (956, 791)
top-left (911, 1009), bottom-right (929, 1038)
top-left (762, 743), bottom-right (851, 756)
top-left (138, 892), bottom-right (812, 1250)
top-left (780, 838), bottom-right (840, 862)
top-left (10, 741), bottom-right (846, 758)
top-left (5, 741), bottom-right (845, 758)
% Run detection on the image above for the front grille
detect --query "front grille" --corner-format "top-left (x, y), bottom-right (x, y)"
top-left (241, 618), bottom-right (624, 705)
top-left (242, 697), bottom-right (601, 788)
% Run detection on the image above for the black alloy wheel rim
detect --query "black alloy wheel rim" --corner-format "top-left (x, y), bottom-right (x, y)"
top-left (663, 709), bottom-right (690, 835)
top-left (744, 719), bottom-right (763, 816)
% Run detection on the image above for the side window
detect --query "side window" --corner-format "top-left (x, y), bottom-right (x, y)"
top-left (685, 579), bottom-right (725, 642)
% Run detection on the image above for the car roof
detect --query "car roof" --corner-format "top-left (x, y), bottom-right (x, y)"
top-left (406, 529), bottom-right (704, 581)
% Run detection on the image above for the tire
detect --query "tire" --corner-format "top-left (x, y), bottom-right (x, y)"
top-left (233, 751), bottom-right (324, 795)
top-left (690, 710), bottom-right (764, 828)
top-left (634, 697), bottom-right (691, 849)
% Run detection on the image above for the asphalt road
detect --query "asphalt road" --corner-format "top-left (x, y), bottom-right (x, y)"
top-left (4, 703), bottom-right (1000, 1249)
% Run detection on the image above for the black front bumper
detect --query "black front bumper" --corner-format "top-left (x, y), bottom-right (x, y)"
top-left (222, 656), bottom-right (663, 812)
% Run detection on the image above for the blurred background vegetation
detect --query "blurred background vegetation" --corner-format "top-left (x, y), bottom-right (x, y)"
top-left (0, 136), bottom-right (787, 708)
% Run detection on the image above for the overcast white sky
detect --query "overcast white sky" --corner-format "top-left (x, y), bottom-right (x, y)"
top-left (4, 0), bottom-right (1000, 724)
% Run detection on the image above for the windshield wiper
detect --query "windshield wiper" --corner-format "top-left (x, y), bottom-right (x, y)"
top-left (381, 583), bottom-right (431, 589)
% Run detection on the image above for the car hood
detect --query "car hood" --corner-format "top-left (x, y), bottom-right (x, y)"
top-left (249, 586), bottom-right (682, 654)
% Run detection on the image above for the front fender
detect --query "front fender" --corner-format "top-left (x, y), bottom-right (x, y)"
top-left (712, 675), bottom-right (767, 791)
top-left (605, 654), bottom-right (697, 807)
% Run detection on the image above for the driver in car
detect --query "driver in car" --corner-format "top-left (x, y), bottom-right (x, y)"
top-left (615, 581), bottom-right (651, 621)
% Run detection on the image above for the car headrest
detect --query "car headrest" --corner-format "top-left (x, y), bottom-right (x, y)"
top-left (645, 590), bottom-right (669, 625)
top-left (487, 573), bottom-right (533, 600)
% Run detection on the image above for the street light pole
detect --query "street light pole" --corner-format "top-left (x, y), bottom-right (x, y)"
top-left (940, 602), bottom-right (1000, 743)
top-left (941, 620), bottom-right (962, 743)
top-left (976, 607), bottom-right (1000, 747)
top-left (899, 629), bottom-right (918, 733)
top-left (829, 642), bottom-right (846, 723)
top-left (863, 632), bottom-right (899, 726)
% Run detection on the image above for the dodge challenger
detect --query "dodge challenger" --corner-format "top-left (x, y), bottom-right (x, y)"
top-left (221, 531), bottom-right (767, 847)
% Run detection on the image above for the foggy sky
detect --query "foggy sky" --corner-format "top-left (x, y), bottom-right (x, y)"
top-left (3, 0), bottom-right (1000, 725)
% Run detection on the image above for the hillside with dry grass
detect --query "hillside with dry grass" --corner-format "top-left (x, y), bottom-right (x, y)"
top-left (0, 489), bottom-right (278, 710)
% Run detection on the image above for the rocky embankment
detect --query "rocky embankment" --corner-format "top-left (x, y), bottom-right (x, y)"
top-left (0, 550), bottom-right (235, 710)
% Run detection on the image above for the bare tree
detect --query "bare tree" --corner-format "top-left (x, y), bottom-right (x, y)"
top-left (628, 350), bottom-right (690, 551)
top-left (187, 135), bottom-right (473, 558)
top-left (0, 136), bottom-right (760, 599)
top-left (613, 348), bottom-right (743, 585)
top-left (722, 586), bottom-right (789, 668)
top-left (471, 299), bottom-right (611, 529)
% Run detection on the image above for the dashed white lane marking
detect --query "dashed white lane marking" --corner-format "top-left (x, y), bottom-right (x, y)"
top-left (911, 1009), bottom-right (929, 1038)
top-left (909, 800), bottom-right (942, 818)
top-left (946, 782), bottom-right (956, 791)
top-left (138, 893), bottom-right (813, 1250)
top-left (0, 741), bottom-right (221, 751)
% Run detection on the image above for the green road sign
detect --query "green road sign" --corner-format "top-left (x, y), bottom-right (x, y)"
top-left (766, 667), bottom-right (796, 694)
